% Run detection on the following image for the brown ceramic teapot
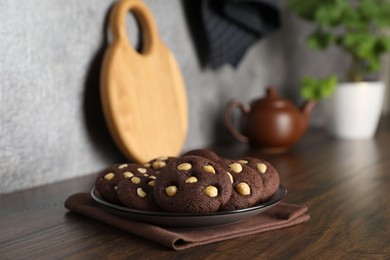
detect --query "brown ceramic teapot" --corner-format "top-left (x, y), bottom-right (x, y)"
top-left (224, 87), bottom-right (316, 153)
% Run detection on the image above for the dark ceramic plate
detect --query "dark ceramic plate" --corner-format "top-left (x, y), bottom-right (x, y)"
top-left (91, 185), bottom-right (287, 228)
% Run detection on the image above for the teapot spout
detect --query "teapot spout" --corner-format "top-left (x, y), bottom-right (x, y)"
top-left (300, 100), bottom-right (317, 121)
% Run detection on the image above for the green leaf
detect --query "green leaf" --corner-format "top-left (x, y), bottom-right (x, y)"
top-left (375, 36), bottom-right (390, 55)
top-left (359, 0), bottom-right (380, 18)
top-left (300, 76), bottom-right (337, 100)
top-left (300, 77), bottom-right (316, 100)
top-left (343, 6), bottom-right (370, 30)
top-left (356, 39), bottom-right (376, 59)
top-left (343, 32), bottom-right (376, 59)
top-left (319, 76), bottom-right (337, 97)
top-left (307, 30), bottom-right (336, 49)
top-left (373, 3), bottom-right (390, 27)
top-left (314, 0), bottom-right (348, 27)
top-left (366, 57), bottom-right (381, 73)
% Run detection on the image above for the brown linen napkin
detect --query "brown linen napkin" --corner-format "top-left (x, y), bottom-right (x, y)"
top-left (65, 193), bottom-right (310, 250)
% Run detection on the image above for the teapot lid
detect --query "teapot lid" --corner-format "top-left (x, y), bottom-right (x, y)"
top-left (266, 87), bottom-right (278, 98)
top-left (253, 87), bottom-right (293, 109)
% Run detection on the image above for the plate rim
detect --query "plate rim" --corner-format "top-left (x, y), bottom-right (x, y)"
top-left (91, 184), bottom-right (287, 217)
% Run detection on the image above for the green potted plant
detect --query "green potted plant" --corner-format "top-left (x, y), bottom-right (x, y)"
top-left (288, 0), bottom-right (390, 139)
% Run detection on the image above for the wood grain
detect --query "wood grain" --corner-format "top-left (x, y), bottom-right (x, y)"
top-left (100, 0), bottom-right (188, 163)
top-left (1, 117), bottom-right (390, 258)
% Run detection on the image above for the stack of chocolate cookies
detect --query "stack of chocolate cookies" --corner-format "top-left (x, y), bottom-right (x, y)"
top-left (95, 149), bottom-right (280, 213)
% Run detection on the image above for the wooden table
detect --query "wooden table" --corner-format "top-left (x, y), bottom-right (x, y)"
top-left (1, 117), bottom-right (390, 259)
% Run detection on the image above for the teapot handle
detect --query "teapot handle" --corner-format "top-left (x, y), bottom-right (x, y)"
top-left (224, 99), bottom-right (250, 143)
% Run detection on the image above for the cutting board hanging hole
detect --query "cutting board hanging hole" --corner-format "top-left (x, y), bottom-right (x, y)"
top-left (125, 11), bottom-right (143, 53)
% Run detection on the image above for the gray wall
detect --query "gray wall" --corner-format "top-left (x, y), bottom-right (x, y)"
top-left (0, 0), bottom-right (347, 194)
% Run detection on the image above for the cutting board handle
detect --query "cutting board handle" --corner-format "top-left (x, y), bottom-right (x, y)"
top-left (109, 0), bottom-right (159, 55)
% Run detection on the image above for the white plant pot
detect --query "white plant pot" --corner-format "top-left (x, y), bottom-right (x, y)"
top-left (325, 81), bottom-right (385, 139)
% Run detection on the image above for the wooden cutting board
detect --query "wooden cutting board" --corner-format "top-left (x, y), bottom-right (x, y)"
top-left (100, 0), bottom-right (188, 163)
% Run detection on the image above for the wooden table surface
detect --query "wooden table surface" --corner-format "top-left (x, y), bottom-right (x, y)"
top-left (1, 117), bottom-right (390, 259)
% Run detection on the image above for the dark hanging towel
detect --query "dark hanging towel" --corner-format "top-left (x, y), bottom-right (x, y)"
top-left (183, 0), bottom-right (281, 69)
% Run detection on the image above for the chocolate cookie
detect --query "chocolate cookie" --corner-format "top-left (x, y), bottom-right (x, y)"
top-left (116, 174), bottom-right (160, 211)
top-left (95, 163), bottom-right (156, 204)
top-left (217, 159), bottom-right (264, 211)
top-left (182, 149), bottom-right (220, 162)
top-left (153, 156), bottom-right (232, 213)
top-left (238, 158), bottom-right (280, 202)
